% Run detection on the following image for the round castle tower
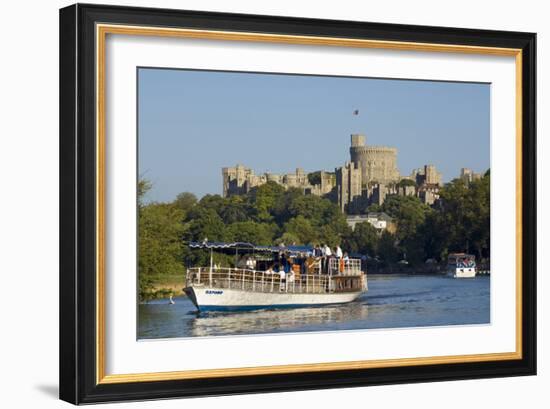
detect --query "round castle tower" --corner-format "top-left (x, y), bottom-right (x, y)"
top-left (349, 134), bottom-right (400, 185)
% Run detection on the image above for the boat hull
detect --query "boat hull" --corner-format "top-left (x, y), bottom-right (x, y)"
top-left (184, 286), bottom-right (363, 311)
top-left (448, 267), bottom-right (476, 278)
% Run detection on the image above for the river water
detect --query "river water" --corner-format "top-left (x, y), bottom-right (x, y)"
top-left (138, 274), bottom-right (490, 339)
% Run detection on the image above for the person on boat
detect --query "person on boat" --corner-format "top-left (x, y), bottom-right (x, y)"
top-left (305, 256), bottom-right (317, 275)
top-left (278, 266), bottom-right (286, 291)
top-left (245, 257), bottom-right (255, 270)
top-left (237, 256), bottom-right (249, 269)
top-left (323, 244), bottom-right (332, 273)
top-left (287, 269), bottom-right (295, 289)
top-left (313, 244), bottom-right (322, 257)
top-left (299, 256), bottom-right (306, 275)
top-left (310, 246), bottom-right (321, 275)
top-left (281, 252), bottom-right (290, 273)
top-left (331, 245), bottom-right (342, 273)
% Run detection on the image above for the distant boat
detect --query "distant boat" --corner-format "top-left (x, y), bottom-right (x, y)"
top-left (447, 253), bottom-right (477, 278)
top-left (169, 295), bottom-right (175, 304)
top-left (183, 242), bottom-right (368, 312)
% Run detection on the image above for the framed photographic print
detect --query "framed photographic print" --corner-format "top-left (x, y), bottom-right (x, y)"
top-left (59, 3), bottom-right (536, 404)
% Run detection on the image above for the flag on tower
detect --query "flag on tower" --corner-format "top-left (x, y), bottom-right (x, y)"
top-left (353, 109), bottom-right (359, 115)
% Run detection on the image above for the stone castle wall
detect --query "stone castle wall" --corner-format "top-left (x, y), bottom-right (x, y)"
top-left (222, 166), bottom-right (335, 197)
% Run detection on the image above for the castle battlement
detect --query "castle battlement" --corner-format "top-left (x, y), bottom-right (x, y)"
top-left (350, 146), bottom-right (397, 153)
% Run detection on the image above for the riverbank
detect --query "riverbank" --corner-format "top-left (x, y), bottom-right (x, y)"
top-left (367, 264), bottom-right (443, 275)
top-left (369, 261), bottom-right (490, 275)
top-left (143, 274), bottom-right (185, 300)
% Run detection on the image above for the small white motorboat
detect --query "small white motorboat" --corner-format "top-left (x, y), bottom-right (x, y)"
top-left (446, 253), bottom-right (477, 278)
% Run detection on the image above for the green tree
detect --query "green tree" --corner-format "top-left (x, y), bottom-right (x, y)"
top-left (382, 195), bottom-right (432, 243)
top-left (366, 204), bottom-right (382, 213)
top-left (307, 171), bottom-right (322, 186)
top-left (345, 222), bottom-right (378, 256)
top-left (436, 172), bottom-right (490, 259)
top-left (287, 195), bottom-right (332, 225)
top-left (377, 230), bottom-right (399, 264)
top-left (197, 194), bottom-right (225, 215)
top-left (247, 181), bottom-right (285, 222)
top-left (227, 221), bottom-right (276, 245)
top-left (318, 225), bottom-right (346, 248)
top-left (437, 178), bottom-right (469, 252)
top-left (138, 202), bottom-right (186, 301)
top-left (173, 192), bottom-right (197, 216)
top-left (276, 232), bottom-right (301, 246)
top-left (283, 216), bottom-right (316, 245)
top-left (415, 211), bottom-right (446, 262)
top-left (468, 174), bottom-right (490, 259)
top-left (272, 187), bottom-right (304, 224)
top-left (186, 206), bottom-right (227, 243)
top-left (220, 196), bottom-right (250, 224)
top-left (138, 179), bottom-right (152, 207)
top-left (397, 178), bottom-right (416, 188)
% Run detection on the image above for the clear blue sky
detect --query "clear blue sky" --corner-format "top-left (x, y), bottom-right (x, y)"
top-left (138, 68), bottom-right (490, 202)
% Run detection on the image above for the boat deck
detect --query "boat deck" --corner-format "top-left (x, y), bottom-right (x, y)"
top-left (186, 264), bottom-right (367, 294)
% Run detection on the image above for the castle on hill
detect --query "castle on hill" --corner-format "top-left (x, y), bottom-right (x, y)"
top-left (222, 133), bottom-right (443, 213)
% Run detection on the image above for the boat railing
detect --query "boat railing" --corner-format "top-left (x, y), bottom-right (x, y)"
top-left (328, 258), bottom-right (362, 276)
top-left (185, 266), bottom-right (365, 294)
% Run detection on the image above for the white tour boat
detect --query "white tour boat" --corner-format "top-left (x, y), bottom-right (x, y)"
top-left (184, 242), bottom-right (367, 311)
top-left (446, 253), bottom-right (477, 278)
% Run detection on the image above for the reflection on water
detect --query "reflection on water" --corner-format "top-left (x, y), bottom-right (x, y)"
top-left (189, 301), bottom-right (370, 337)
top-left (138, 275), bottom-right (490, 339)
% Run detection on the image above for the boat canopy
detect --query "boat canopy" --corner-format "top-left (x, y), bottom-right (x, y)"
top-left (188, 241), bottom-right (314, 257)
top-left (448, 252), bottom-right (475, 259)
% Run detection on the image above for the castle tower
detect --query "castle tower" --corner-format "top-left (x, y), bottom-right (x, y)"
top-left (351, 134), bottom-right (366, 148)
top-left (424, 164), bottom-right (442, 186)
top-left (222, 164), bottom-right (254, 197)
top-left (336, 161), bottom-right (362, 213)
top-left (349, 134), bottom-right (399, 185)
top-left (295, 168), bottom-right (308, 185)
